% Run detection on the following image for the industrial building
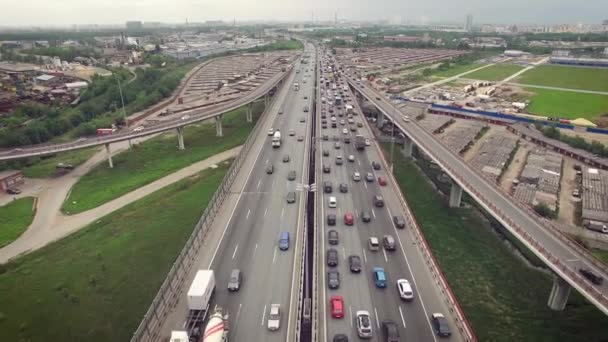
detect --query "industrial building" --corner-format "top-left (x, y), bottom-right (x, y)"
top-left (0, 170), bottom-right (24, 191)
top-left (549, 56), bottom-right (608, 68)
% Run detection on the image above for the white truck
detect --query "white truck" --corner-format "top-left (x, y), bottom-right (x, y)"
top-left (293, 82), bottom-right (300, 91)
top-left (171, 270), bottom-right (216, 341)
top-left (272, 131), bottom-right (282, 148)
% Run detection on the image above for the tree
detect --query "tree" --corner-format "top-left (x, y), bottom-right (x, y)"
top-left (534, 203), bottom-right (557, 219)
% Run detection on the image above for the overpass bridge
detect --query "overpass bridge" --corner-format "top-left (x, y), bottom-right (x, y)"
top-left (0, 68), bottom-right (291, 164)
top-left (346, 76), bottom-right (608, 316)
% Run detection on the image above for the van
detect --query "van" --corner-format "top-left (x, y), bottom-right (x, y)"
top-left (383, 235), bottom-right (396, 251)
top-left (328, 196), bottom-right (337, 208)
top-left (279, 232), bottom-right (290, 250)
top-left (227, 269), bottom-right (243, 292)
top-left (373, 267), bottom-right (387, 288)
top-left (373, 195), bottom-right (385, 207)
top-left (368, 237), bottom-right (380, 251)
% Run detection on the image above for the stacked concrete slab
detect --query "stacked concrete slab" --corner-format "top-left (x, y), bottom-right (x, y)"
top-left (441, 120), bottom-right (485, 154)
top-left (514, 149), bottom-right (563, 211)
top-left (582, 167), bottom-right (608, 225)
top-left (470, 132), bottom-right (518, 182)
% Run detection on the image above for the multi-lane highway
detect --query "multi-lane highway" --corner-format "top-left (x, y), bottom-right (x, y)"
top-left (316, 50), bottom-right (465, 341)
top-left (202, 43), bottom-right (316, 342)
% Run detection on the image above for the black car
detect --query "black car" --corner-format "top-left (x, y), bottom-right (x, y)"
top-left (324, 181), bottom-right (333, 193)
top-left (323, 149), bottom-right (329, 157)
top-left (286, 191), bottom-right (296, 204)
top-left (361, 211), bottom-right (372, 223)
top-left (372, 161), bottom-right (381, 170)
top-left (323, 165), bottom-right (331, 173)
top-left (6, 188), bottom-right (21, 195)
top-left (288, 170), bottom-right (297, 181)
top-left (339, 183), bottom-right (348, 193)
top-left (344, 137), bottom-right (350, 144)
top-left (328, 230), bottom-right (339, 245)
top-left (327, 214), bottom-right (337, 226)
top-left (266, 164), bottom-right (274, 174)
top-left (431, 313), bottom-right (451, 337)
top-left (382, 320), bottom-right (400, 342)
top-left (323, 135), bottom-right (329, 141)
top-left (328, 270), bottom-right (340, 289)
top-left (348, 255), bottom-right (362, 273)
top-left (393, 215), bottom-right (406, 229)
top-left (283, 155), bottom-right (290, 163)
top-left (333, 334), bottom-right (348, 342)
top-left (333, 135), bottom-right (340, 141)
top-left (580, 268), bottom-right (604, 285)
top-left (327, 248), bottom-right (339, 267)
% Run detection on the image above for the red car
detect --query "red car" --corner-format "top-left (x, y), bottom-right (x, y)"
top-left (378, 176), bottom-right (387, 186)
top-left (330, 295), bottom-right (345, 318)
top-left (344, 212), bottom-right (354, 226)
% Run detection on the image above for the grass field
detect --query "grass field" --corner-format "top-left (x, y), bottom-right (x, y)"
top-left (525, 87), bottom-right (608, 120)
top-left (384, 145), bottom-right (608, 341)
top-left (433, 63), bottom-right (488, 78)
top-left (517, 65), bottom-right (608, 92)
top-left (0, 163), bottom-right (229, 342)
top-left (465, 63), bottom-right (525, 81)
top-left (0, 197), bottom-right (36, 248)
top-left (62, 103), bottom-right (263, 215)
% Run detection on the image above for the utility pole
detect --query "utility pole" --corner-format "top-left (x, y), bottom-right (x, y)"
top-left (114, 73), bottom-right (131, 148)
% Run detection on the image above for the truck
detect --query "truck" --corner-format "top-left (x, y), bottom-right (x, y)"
top-left (272, 131), bottom-right (282, 148)
top-left (96, 128), bottom-right (115, 136)
top-left (202, 306), bottom-right (229, 342)
top-left (583, 220), bottom-right (608, 234)
top-left (293, 83), bottom-right (300, 91)
top-left (171, 270), bottom-right (216, 341)
top-left (334, 96), bottom-right (342, 106)
top-left (354, 135), bottom-right (366, 151)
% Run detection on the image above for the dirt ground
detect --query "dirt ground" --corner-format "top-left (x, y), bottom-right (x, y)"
top-left (463, 125), bottom-right (503, 161)
top-left (499, 141), bottom-right (531, 192)
top-left (557, 157), bottom-right (580, 226)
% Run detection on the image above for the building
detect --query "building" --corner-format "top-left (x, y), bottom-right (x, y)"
top-left (0, 170), bottom-right (24, 191)
top-left (465, 14), bottom-right (473, 32)
top-left (383, 35), bottom-right (420, 43)
top-left (549, 56), bottom-right (608, 68)
top-left (126, 21), bottom-right (143, 30)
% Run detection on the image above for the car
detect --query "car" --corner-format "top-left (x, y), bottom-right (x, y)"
top-left (344, 136), bottom-right (351, 143)
top-left (348, 155), bottom-right (355, 162)
top-left (356, 310), bottom-right (373, 338)
top-left (344, 212), bottom-right (354, 226)
top-left (365, 139), bottom-right (371, 146)
top-left (330, 295), bottom-right (345, 319)
top-left (268, 128), bottom-right (275, 136)
top-left (378, 176), bottom-right (387, 186)
top-left (361, 211), bottom-right (371, 223)
top-left (342, 128), bottom-right (348, 135)
top-left (300, 117), bottom-right (306, 123)
top-left (288, 170), bottom-right (297, 181)
top-left (323, 150), bottom-right (330, 157)
top-left (278, 110), bottom-right (284, 115)
top-left (303, 106), bottom-right (309, 112)
top-left (6, 188), bottom-right (21, 195)
top-left (365, 173), bottom-right (374, 182)
top-left (402, 115), bottom-right (410, 122)
top-left (289, 129), bottom-right (296, 136)
top-left (327, 214), bottom-right (337, 226)
top-left (349, 255), bottom-right (362, 273)
top-left (339, 183), bottom-right (348, 193)
top-left (353, 172), bottom-right (361, 181)
top-left (383, 235), bottom-right (396, 251)
top-left (397, 279), bottom-right (414, 300)
top-left (372, 161), bottom-right (381, 170)
top-left (322, 124), bottom-right (328, 129)
top-left (283, 155), bottom-right (290, 163)
top-left (336, 155), bottom-right (344, 165)
top-left (328, 270), bottom-right (340, 289)
top-left (333, 135), bottom-right (340, 141)
top-left (327, 248), bottom-right (339, 266)
top-left (382, 320), bottom-right (400, 342)
top-left (334, 142), bottom-right (341, 149)
top-left (347, 118), bottom-right (354, 124)
top-left (324, 181), bottom-right (333, 193)
top-left (266, 164), bottom-right (274, 174)
top-left (373, 195), bottom-right (385, 207)
top-left (304, 95), bottom-right (308, 99)
top-left (350, 126), bottom-right (357, 132)
top-left (227, 269), bottom-right (242, 292)
top-left (392, 215), bottom-right (406, 229)
top-left (286, 191), bottom-right (296, 204)
top-left (580, 268), bottom-right (604, 285)
top-left (267, 304), bottom-right (281, 331)
top-left (297, 136), bottom-right (304, 142)
top-left (333, 333), bottom-right (349, 342)
top-left (431, 313), bottom-right (451, 337)
top-left (323, 135), bottom-right (329, 141)
top-left (181, 114), bottom-right (191, 120)
top-left (376, 96), bottom-right (381, 101)
top-left (132, 126), bottom-right (144, 132)
top-left (328, 230), bottom-right (339, 245)
top-left (340, 120), bottom-right (345, 125)
top-left (373, 267), bottom-right (387, 288)
top-left (357, 121), bottom-right (363, 128)
top-left (323, 165), bottom-right (331, 173)
top-left (368, 237), bottom-right (380, 251)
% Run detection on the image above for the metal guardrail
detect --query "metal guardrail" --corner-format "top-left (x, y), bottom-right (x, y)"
top-left (353, 81), bottom-right (608, 314)
top-left (129, 74), bottom-right (286, 342)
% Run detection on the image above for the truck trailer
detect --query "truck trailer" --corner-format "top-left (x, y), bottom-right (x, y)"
top-left (272, 131), bottom-right (282, 148)
top-left (171, 270), bottom-right (216, 341)
top-left (354, 135), bottom-right (366, 151)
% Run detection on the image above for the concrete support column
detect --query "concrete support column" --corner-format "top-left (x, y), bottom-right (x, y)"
top-left (402, 135), bottom-right (413, 158)
top-left (215, 115), bottom-right (223, 137)
top-left (246, 102), bottom-right (253, 123)
top-left (176, 127), bottom-right (185, 150)
top-left (105, 143), bottom-right (113, 168)
top-left (449, 181), bottom-right (463, 208)
top-left (264, 93), bottom-right (270, 108)
top-left (377, 111), bottom-right (385, 128)
top-left (548, 276), bottom-right (571, 310)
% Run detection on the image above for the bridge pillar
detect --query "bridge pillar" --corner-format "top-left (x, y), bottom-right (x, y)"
top-left (449, 181), bottom-right (463, 208)
top-left (176, 127), bottom-right (185, 150)
top-left (548, 276), bottom-right (571, 311)
top-left (215, 115), bottom-right (223, 137)
top-left (402, 135), bottom-right (413, 158)
top-left (377, 111), bottom-right (385, 128)
top-left (246, 102), bottom-right (253, 123)
top-left (105, 143), bottom-right (114, 168)
top-left (264, 93), bottom-right (270, 108)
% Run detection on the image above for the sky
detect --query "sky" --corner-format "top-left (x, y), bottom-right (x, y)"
top-left (2, 0), bottom-right (608, 27)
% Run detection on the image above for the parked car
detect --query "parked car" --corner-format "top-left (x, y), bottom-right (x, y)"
top-left (5, 188), bottom-right (21, 195)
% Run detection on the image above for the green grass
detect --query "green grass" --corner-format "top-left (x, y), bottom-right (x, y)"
top-left (62, 103), bottom-right (263, 215)
top-left (385, 145), bottom-right (608, 341)
top-left (23, 148), bottom-right (98, 178)
top-left (526, 87), bottom-right (608, 120)
top-left (434, 63), bottom-right (488, 78)
top-left (517, 65), bottom-right (608, 92)
top-left (465, 63), bottom-right (525, 81)
top-left (0, 163), bottom-right (230, 342)
top-left (591, 249), bottom-right (608, 265)
top-left (0, 197), bottom-right (36, 248)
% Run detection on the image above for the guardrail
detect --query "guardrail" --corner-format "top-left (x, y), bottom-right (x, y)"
top-left (354, 82), bottom-right (608, 314)
top-left (352, 86), bottom-right (478, 342)
top-left (130, 73), bottom-right (286, 342)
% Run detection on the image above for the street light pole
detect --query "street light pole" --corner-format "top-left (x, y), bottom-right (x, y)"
top-left (114, 72), bottom-right (131, 148)
top-left (389, 119), bottom-right (395, 173)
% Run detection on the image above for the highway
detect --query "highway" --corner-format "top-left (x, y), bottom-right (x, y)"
top-left (202, 43), bottom-right (316, 342)
top-left (346, 76), bottom-right (608, 315)
top-left (317, 51), bottom-right (465, 341)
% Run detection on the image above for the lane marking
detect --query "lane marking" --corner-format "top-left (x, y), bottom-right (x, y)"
top-left (364, 181), bottom-right (368, 189)
top-left (382, 248), bottom-right (388, 263)
top-left (265, 158), bottom-right (269, 164)
top-left (272, 180), bottom-right (275, 188)
top-left (399, 306), bottom-right (406, 328)
top-left (273, 248), bottom-right (277, 264)
top-left (342, 247), bottom-right (346, 260)
top-left (246, 209), bottom-right (251, 220)
top-left (349, 306), bottom-right (353, 327)
top-left (358, 159), bottom-right (361, 166)
top-left (232, 244), bottom-right (239, 259)
top-left (257, 179), bottom-right (262, 190)
top-left (363, 249), bottom-right (368, 263)
top-left (264, 208), bottom-right (268, 217)
top-left (261, 305), bottom-right (267, 326)
top-left (372, 209), bottom-right (376, 218)
top-left (374, 307), bottom-right (380, 329)
top-left (281, 207), bottom-right (285, 218)
top-left (253, 243), bottom-right (258, 258)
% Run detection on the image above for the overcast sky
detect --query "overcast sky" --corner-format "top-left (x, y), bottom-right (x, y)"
top-left (3, 0), bottom-right (608, 27)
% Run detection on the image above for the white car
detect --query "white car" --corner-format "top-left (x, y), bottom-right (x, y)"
top-left (268, 128), bottom-right (275, 136)
top-left (402, 115), bottom-right (410, 122)
top-left (289, 129), bottom-right (296, 136)
top-left (365, 139), bottom-right (371, 146)
top-left (353, 172), bottom-right (361, 182)
top-left (132, 126), bottom-right (144, 132)
top-left (181, 114), bottom-right (190, 120)
top-left (267, 304), bottom-right (281, 331)
top-left (348, 155), bottom-right (355, 162)
top-left (356, 310), bottom-right (373, 338)
top-left (342, 128), bottom-right (348, 135)
top-left (397, 279), bottom-right (414, 300)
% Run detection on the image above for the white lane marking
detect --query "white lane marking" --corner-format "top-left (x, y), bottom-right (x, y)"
top-left (374, 307), bottom-right (381, 329)
top-left (382, 248), bottom-right (388, 263)
top-left (358, 159), bottom-right (361, 166)
top-left (264, 208), bottom-right (268, 217)
top-left (281, 207), bottom-right (285, 218)
top-left (246, 209), bottom-right (251, 219)
top-left (349, 306), bottom-right (353, 327)
top-left (261, 305), bottom-right (267, 326)
top-left (342, 247), bottom-right (346, 260)
top-left (232, 244), bottom-right (239, 259)
top-left (265, 158), bottom-right (269, 164)
top-left (399, 306), bottom-right (406, 328)
top-left (272, 248), bottom-right (277, 264)
top-left (272, 180), bottom-right (275, 188)
top-left (235, 303), bottom-right (243, 328)
top-left (364, 181), bottom-right (368, 189)
top-left (372, 209), bottom-right (377, 218)
top-left (253, 243), bottom-right (258, 257)
top-left (363, 249), bottom-right (368, 263)
top-left (355, 211), bottom-right (359, 218)
top-left (257, 179), bottom-right (262, 190)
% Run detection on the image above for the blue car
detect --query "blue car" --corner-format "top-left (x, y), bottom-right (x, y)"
top-left (279, 232), bottom-right (290, 251)
top-left (373, 267), bottom-right (387, 288)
